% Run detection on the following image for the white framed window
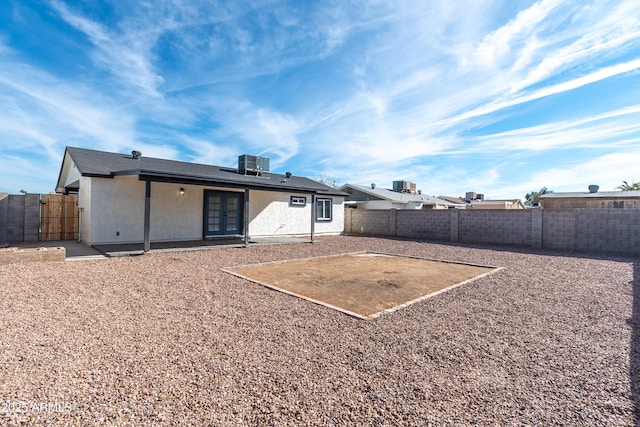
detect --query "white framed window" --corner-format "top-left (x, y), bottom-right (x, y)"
top-left (316, 198), bottom-right (332, 221)
top-left (290, 196), bottom-right (307, 206)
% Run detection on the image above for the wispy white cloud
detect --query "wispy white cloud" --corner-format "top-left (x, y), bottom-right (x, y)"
top-left (526, 152), bottom-right (640, 193)
top-left (472, 0), bottom-right (564, 70)
top-left (1, 0), bottom-right (640, 199)
top-left (180, 137), bottom-right (239, 167)
top-left (50, 0), bottom-right (164, 96)
top-left (210, 106), bottom-right (301, 167)
top-left (0, 61), bottom-right (137, 158)
top-left (468, 105), bottom-right (640, 152)
top-left (511, 3), bottom-right (640, 93)
top-left (442, 59), bottom-right (640, 127)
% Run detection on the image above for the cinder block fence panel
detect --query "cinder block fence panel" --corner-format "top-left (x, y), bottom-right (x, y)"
top-left (396, 210), bottom-right (450, 240)
top-left (348, 209), bottom-right (392, 236)
top-left (346, 208), bottom-right (640, 256)
top-left (459, 210), bottom-right (531, 246)
top-left (542, 210), bottom-right (576, 251)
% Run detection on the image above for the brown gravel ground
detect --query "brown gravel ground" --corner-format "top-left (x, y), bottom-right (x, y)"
top-left (0, 235), bottom-right (638, 426)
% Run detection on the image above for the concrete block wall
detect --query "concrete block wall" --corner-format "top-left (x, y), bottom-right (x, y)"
top-left (542, 210), bottom-right (576, 251)
top-left (459, 210), bottom-right (532, 246)
top-left (346, 208), bottom-right (640, 255)
top-left (396, 210), bottom-right (450, 240)
top-left (345, 209), bottom-right (391, 235)
top-left (574, 209), bottom-right (640, 254)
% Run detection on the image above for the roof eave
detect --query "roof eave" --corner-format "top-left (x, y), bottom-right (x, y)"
top-left (137, 171), bottom-right (344, 195)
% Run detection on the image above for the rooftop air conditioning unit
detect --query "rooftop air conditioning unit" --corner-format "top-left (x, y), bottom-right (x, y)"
top-left (393, 180), bottom-right (417, 193)
top-left (238, 155), bottom-right (270, 176)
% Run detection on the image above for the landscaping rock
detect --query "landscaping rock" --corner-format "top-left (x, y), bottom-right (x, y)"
top-left (0, 236), bottom-right (637, 425)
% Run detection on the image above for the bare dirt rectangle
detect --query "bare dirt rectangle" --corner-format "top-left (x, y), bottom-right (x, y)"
top-left (226, 252), bottom-right (499, 318)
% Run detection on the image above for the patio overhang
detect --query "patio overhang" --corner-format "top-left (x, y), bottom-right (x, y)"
top-left (135, 173), bottom-right (325, 252)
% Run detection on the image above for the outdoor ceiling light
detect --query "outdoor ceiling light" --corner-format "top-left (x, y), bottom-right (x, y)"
top-left (179, 187), bottom-right (185, 196)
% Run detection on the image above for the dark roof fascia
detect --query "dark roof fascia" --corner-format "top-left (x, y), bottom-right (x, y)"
top-left (315, 189), bottom-right (350, 197)
top-left (61, 146), bottom-right (347, 197)
top-left (54, 147), bottom-right (70, 193)
top-left (83, 172), bottom-right (116, 178)
top-left (137, 172), bottom-right (323, 194)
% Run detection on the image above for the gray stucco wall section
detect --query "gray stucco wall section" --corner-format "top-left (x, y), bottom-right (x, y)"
top-left (5, 194), bottom-right (40, 243)
top-left (0, 193), bottom-right (8, 246)
top-left (345, 208), bottom-right (640, 255)
top-left (24, 194), bottom-right (41, 242)
top-left (7, 195), bottom-right (24, 242)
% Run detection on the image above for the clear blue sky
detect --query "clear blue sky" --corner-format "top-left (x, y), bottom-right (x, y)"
top-left (1, 0), bottom-right (639, 198)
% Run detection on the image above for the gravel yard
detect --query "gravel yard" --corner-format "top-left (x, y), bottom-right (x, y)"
top-left (0, 235), bottom-right (638, 425)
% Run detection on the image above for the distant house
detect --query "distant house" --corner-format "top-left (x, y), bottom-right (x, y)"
top-left (340, 183), bottom-right (463, 209)
top-left (539, 186), bottom-right (640, 209)
top-left (468, 199), bottom-right (525, 209)
top-left (440, 193), bottom-right (525, 210)
top-left (55, 147), bottom-right (347, 250)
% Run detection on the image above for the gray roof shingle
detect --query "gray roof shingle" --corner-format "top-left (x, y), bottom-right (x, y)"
top-left (62, 147), bottom-right (347, 196)
top-left (341, 184), bottom-right (462, 207)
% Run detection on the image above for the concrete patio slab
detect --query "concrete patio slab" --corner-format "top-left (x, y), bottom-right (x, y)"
top-left (92, 236), bottom-right (312, 257)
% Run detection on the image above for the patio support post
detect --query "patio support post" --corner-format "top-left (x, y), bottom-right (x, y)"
top-left (244, 188), bottom-right (250, 247)
top-left (143, 180), bottom-right (151, 252)
top-left (310, 194), bottom-right (315, 243)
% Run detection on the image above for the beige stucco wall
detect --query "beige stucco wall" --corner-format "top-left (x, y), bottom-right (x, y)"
top-left (249, 190), bottom-right (311, 236)
top-left (149, 183), bottom-right (225, 242)
top-left (248, 190), bottom-right (344, 237)
top-left (82, 177), bottom-right (344, 244)
top-left (87, 177), bottom-right (237, 244)
top-left (314, 197), bottom-right (344, 235)
top-left (89, 176), bottom-right (145, 244)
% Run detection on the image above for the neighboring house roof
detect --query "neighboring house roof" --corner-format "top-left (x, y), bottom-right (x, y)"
top-left (56, 147), bottom-right (347, 196)
top-left (540, 190), bottom-right (640, 199)
top-left (340, 184), bottom-right (463, 207)
top-left (438, 196), bottom-right (525, 209)
top-left (439, 196), bottom-right (465, 204)
top-left (470, 199), bottom-right (525, 208)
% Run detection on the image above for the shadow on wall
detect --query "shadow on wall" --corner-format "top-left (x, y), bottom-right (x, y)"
top-left (632, 262), bottom-right (640, 426)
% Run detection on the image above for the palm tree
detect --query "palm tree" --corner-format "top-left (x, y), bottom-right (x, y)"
top-left (617, 180), bottom-right (640, 191)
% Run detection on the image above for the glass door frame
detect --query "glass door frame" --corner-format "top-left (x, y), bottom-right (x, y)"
top-left (203, 190), bottom-right (244, 237)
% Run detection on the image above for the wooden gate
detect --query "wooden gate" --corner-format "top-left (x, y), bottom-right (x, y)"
top-left (40, 194), bottom-right (79, 241)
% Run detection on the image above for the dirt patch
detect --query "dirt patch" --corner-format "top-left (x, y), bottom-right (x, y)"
top-left (0, 246), bottom-right (66, 265)
top-left (226, 252), bottom-right (499, 318)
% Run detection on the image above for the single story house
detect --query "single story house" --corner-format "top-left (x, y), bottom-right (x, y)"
top-left (468, 199), bottom-right (525, 209)
top-left (539, 186), bottom-right (640, 209)
top-left (340, 183), bottom-right (463, 209)
top-left (55, 147), bottom-right (347, 250)
top-left (439, 195), bottom-right (525, 209)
